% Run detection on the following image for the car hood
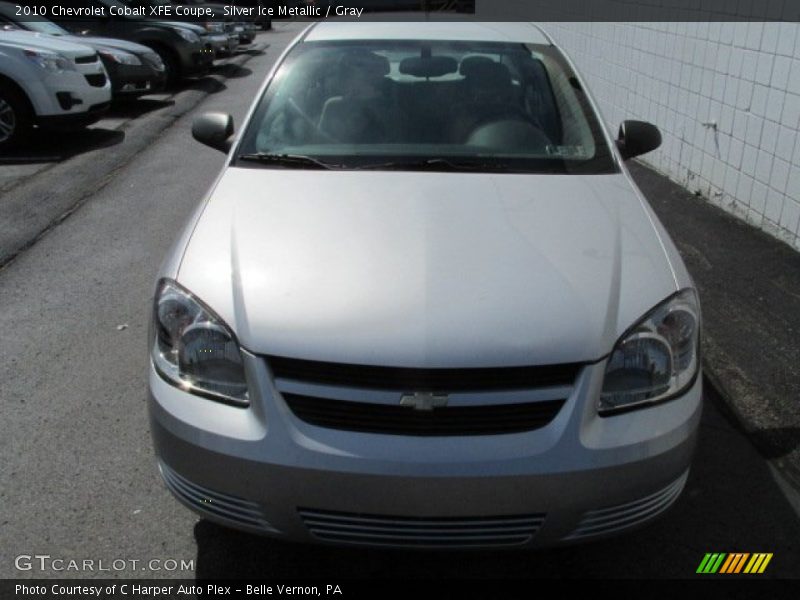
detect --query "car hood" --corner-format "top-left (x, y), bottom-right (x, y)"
top-left (0, 30), bottom-right (95, 58)
top-left (61, 35), bottom-right (152, 55)
top-left (152, 20), bottom-right (205, 34)
top-left (177, 169), bottom-right (679, 367)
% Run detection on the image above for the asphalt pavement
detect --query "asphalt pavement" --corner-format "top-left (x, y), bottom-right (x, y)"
top-left (0, 20), bottom-right (799, 582)
top-left (0, 39), bottom-right (271, 269)
top-left (631, 161), bottom-right (800, 494)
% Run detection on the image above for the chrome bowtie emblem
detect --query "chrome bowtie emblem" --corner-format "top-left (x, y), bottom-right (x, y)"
top-left (400, 392), bottom-right (449, 411)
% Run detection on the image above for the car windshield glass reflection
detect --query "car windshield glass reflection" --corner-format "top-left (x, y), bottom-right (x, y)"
top-left (237, 40), bottom-right (617, 174)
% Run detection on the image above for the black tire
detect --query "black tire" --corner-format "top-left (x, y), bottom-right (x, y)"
top-left (0, 85), bottom-right (32, 153)
top-left (147, 44), bottom-right (181, 89)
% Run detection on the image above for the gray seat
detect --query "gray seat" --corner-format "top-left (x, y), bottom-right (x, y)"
top-left (451, 58), bottom-right (531, 142)
top-left (318, 50), bottom-right (395, 143)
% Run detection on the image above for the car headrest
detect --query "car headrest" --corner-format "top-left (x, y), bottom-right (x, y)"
top-left (459, 55), bottom-right (497, 77)
top-left (460, 58), bottom-right (513, 89)
top-left (338, 49), bottom-right (390, 78)
top-left (399, 56), bottom-right (458, 78)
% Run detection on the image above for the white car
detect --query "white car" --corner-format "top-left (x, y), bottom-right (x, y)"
top-left (149, 22), bottom-right (702, 549)
top-left (0, 30), bottom-right (111, 150)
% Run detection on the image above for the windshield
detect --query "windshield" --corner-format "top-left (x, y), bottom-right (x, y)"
top-left (236, 40), bottom-right (617, 174)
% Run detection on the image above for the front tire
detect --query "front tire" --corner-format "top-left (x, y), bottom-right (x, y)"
top-left (0, 86), bottom-right (32, 153)
top-left (147, 45), bottom-right (181, 89)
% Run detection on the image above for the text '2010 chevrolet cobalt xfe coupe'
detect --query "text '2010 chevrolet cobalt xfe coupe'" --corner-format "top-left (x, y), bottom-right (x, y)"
top-left (148, 22), bottom-right (702, 549)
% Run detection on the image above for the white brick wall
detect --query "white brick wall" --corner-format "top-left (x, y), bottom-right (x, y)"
top-left (544, 22), bottom-right (800, 251)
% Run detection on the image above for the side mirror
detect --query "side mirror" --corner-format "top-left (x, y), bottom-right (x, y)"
top-left (192, 112), bottom-right (234, 153)
top-left (616, 120), bottom-right (661, 160)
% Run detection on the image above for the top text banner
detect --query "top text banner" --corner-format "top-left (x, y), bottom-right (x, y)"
top-left (7, 1), bottom-right (800, 23)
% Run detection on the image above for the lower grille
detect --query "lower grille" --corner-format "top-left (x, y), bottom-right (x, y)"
top-left (284, 393), bottom-right (565, 436)
top-left (84, 73), bottom-right (107, 87)
top-left (75, 53), bottom-right (98, 64)
top-left (299, 508), bottom-right (545, 548)
top-left (564, 470), bottom-right (689, 541)
top-left (159, 462), bottom-right (274, 532)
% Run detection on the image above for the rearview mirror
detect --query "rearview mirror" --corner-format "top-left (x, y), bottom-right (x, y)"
top-left (616, 120), bottom-right (661, 160)
top-left (192, 112), bottom-right (234, 153)
top-left (399, 56), bottom-right (458, 78)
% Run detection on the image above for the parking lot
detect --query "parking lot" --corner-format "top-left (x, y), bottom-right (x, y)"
top-left (1, 18), bottom-right (800, 583)
top-left (0, 54), bottom-right (261, 193)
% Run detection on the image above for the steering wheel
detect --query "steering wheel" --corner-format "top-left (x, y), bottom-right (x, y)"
top-left (472, 103), bottom-right (543, 131)
top-left (286, 97), bottom-right (339, 143)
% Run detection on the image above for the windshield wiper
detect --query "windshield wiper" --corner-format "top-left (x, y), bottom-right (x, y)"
top-left (238, 154), bottom-right (513, 172)
top-left (356, 158), bottom-right (512, 172)
top-left (238, 153), bottom-right (344, 170)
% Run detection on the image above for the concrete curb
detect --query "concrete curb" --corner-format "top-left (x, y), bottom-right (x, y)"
top-left (0, 44), bottom-right (266, 270)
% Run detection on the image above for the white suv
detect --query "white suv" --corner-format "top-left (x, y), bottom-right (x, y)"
top-left (0, 30), bottom-right (112, 151)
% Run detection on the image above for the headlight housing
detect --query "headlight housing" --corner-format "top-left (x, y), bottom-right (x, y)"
top-left (99, 49), bottom-right (142, 66)
top-left (203, 22), bottom-right (225, 34)
top-left (173, 28), bottom-right (201, 44)
top-left (142, 52), bottom-right (165, 71)
top-left (151, 279), bottom-right (249, 407)
top-left (599, 289), bottom-right (700, 415)
top-left (23, 49), bottom-right (74, 72)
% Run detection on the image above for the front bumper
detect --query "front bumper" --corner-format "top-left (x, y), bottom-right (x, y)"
top-left (207, 33), bottom-right (238, 57)
top-left (28, 68), bottom-right (111, 127)
top-left (178, 41), bottom-right (215, 77)
top-left (149, 352), bottom-right (702, 549)
top-left (36, 101), bottom-right (110, 129)
top-left (236, 25), bottom-right (255, 44)
top-left (106, 63), bottom-right (166, 97)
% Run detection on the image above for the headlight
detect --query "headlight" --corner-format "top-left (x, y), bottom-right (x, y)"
top-left (99, 50), bottom-right (142, 66)
top-left (151, 279), bottom-right (249, 406)
top-left (174, 28), bottom-right (200, 44)
top-left (599, 289), bottom-right (700, 415)
top-left (203, 21), bottom-right (225, 34)
top-left (23, 49), bottom-right (74, 72)
top-left (142, 52), bottom-right (165, 71)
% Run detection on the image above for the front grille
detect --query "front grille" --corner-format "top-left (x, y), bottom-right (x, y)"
top-left (267, 355), bottom-right (581, 392)
top-left (564, 470), bottom-right (689, 541)
top-left (284, 393), bottom-right (565, 436)
top-left (299, 508), bottom-right (546, 548)
top-left (74, 53), bottom-right (98, 64)
top-left (159, 462), bottom-right (274, 533)
top-left (84, 73), bottom-right (107, 87)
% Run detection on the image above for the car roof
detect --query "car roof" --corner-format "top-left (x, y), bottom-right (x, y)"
top-left (304, 22), bottom-right (552, 45)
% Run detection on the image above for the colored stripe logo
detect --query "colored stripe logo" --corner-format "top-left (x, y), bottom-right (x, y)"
top-left (696, 553), bottom-right (773, 574)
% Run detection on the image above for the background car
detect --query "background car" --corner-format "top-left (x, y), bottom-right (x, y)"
top-left (0, 2), bottom-right (166, 98)
top-left (150, 22), bottom-right (703, 550)
top-left (17, 0), bottom-right (215, 87)
top-left (0, 30), bottom-right (111, 150)
top-left (176, 0), bottom-right (270, 33)
top-left (232, 0), bottom-right (273, 30)
top-left (172, 1), bottom-right (257, 46)
top-left (119, 1), bottom-right (242, 57)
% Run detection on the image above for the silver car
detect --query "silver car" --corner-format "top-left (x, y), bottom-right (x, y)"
top-left (149, 22), bottom-right (702, 549)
